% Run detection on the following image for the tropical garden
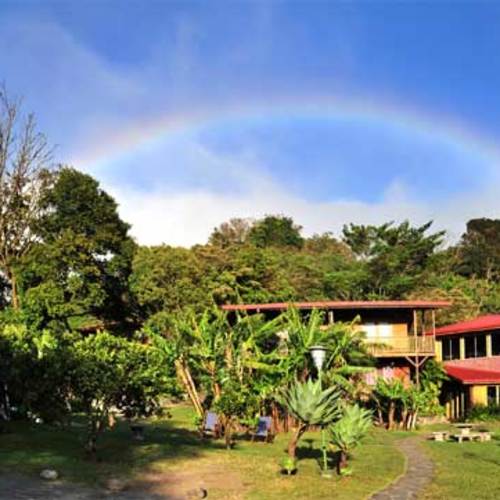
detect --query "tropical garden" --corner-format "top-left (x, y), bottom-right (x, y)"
top-left (1, 87), bottom-right (500, 498)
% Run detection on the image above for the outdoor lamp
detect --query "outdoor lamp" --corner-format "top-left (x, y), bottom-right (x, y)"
top-left (309, 345), bottom-right (327, 373)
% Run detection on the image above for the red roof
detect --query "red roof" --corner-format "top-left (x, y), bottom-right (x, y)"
top-left (221, 300), bottom-right (451, 312)
top-left (434, 314), bottom-right (500, 337)
top-left (445, 364), bottom-right (500, 384)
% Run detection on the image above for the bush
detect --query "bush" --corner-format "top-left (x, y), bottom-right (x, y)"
top-left (468, 404), bottom-right (500, 421)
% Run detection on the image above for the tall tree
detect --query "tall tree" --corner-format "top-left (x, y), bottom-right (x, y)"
top-left (248, 215), bottom-right (304, 249)
top-left (342, 221), bottom-right (445, 298)
top-left (457, 218), bottom-right (500, 281)
top-left (0, 86), bottom-right (54, 309)
top-left (19, 168), bottom-right (134, 329)
top-left (209, 218), bottom-right (252, 248)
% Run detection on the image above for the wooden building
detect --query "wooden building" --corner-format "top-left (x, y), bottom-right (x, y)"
top-left (221, 300), bottom-right (450, 386)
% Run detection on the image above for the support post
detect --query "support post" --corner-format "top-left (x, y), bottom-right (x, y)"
top-left (327, 310), bottom-right (334, 325)
top-left (413, 310), bottom-right (419, 387)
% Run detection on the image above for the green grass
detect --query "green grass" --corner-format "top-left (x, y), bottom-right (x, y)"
top-left (0, 406), bottom-right (406, 498)
top-left (4, 407), bottom-right (499, 499)
top-left (421, 422), bottom-right (500, 500)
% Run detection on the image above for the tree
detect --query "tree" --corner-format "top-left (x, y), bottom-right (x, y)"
top-left (0, 85), bottom-right (54, 309)
top-left (342, 221), bottom-right (445, 298)
top-left (457, 218), bottom-right (500, 281)
top-left (373, 378), bottom-right (405, 430)
top-left (18, 168), bottom-right (135, 330)
top-left (329, 404), bottom-right (372, 473)
top-left (130, 245), bottom-right (209, 318)
top-left (71, 332), bottom-right (172, 457)
top-left (279, 379), bottom-right (342, 460)
top-left (209, 218), bottom-right (252, 248)
top-left (248, 215), bottom-right (304, 249)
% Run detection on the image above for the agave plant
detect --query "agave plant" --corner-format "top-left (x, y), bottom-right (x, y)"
top-left (279, 378), bottom-right (342, 459)
top-left (329, 404), bottom-right (372, 473)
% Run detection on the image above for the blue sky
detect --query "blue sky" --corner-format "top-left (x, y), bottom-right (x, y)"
top-left (1, 1), bottom-right (500, 245)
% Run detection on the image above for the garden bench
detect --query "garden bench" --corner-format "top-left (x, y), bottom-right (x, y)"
top-left (431, 431), bottom-right (449, 442)
top-left (452, 432), bottom-right (482, 443)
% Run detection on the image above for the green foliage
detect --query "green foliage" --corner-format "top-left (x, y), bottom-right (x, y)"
top-left (342, 220), bottom-right (445, 298)
top-left (71, 331), bottom-right (174, 453)
top-left (279, 379), bottom-right (342, 427)
top-left (18, 167), bottom-right (135, 330)
top-left (329, 404), bottom-right (372, 460)
top-left (248, 215), bottom-right (304, 249)
top-left (213, 379), bottom-right (258, 421)
top-left (467, 404), bottom-right (500, 421)
top-left (419, 360), bottom-right (447, 416)
top-left (130, 246), bottom-right (210, 317)
top-left (0, 318), bottom-right (75, 423)
top-left (457, 218), bottom-right (500, 281)
top-left (279, 308), bottom-right (371, 386)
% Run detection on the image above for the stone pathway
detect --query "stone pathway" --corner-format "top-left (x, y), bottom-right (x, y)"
top-left (370, 437), bottom-right (434, 500)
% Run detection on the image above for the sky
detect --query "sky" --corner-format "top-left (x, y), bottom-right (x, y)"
top-left (1, 0), bottom-right (500, 246)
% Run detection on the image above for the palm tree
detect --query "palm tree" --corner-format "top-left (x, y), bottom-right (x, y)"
top-left (279, 378), bottom-right (342, 459)
top-left (329, 404), bottom-right (372, 473)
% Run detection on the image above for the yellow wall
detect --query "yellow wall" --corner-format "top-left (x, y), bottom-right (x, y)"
top-left (470, 385), bottom-right (488, 406)
top-left (435, 340), bottom-right (442, 361)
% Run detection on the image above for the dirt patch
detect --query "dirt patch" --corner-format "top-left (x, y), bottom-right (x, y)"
top-left (129, 460), bottom-right (247, 499)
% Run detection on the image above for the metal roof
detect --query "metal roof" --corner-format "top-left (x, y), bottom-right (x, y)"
top-left (221, 300), bottom-right (451, 312)
top-left (434, 314), bottom-right (500, 337)
top-left (445, 364), bottom-right (500, 385)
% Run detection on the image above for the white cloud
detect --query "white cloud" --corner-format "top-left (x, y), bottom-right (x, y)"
top-left (106, 152), bottom-right (500, 247)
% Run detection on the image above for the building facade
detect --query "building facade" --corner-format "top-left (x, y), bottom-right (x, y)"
top-left (434, 315), bottom-right (500, 419)
top-left (221, 300), bottom-right (450, 386)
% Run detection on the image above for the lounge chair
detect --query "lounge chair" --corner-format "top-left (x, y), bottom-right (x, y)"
top-left (252, 416), bottom-right (274, 443)
top-left (201, 411), bottom-right (220, 438)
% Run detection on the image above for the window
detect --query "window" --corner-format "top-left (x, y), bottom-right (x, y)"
top-left (487, 386), bottom-right (499, 406)
top-left (442, 337), bottom-right (460, 360)
top-left (492, 332), bottom-right (500, 356)
top-left (465, 334), bottom-right (487, 358)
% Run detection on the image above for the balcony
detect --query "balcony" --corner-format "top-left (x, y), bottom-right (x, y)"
top-left (365, 336), bottom-right (435, 357)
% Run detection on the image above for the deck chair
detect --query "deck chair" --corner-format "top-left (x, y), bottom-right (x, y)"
top-left (201, 411), bottom-right (220, 438)
top-left (252, 416), bottom-right (274, 443)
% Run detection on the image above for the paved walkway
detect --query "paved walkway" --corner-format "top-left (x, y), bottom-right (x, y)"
top-left (370, 437), bottom-right (434, 500)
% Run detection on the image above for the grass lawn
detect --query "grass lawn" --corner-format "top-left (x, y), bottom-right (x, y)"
top-left (421, 422), bottom-right (500, 500)
top-left (0, 405), bottom-right (405, 498)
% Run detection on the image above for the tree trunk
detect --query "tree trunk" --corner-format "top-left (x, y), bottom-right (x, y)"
top-left (224, 418), bottom-right (233, 449)
top-left (337, 450), bottom-right (348, 473)
top-left (376, 406), bottom-right (384, 426)
top-left (400, 409), bottom-right (408, 429)
top-left (287, 423), bottom-right (307, 459)
top-left (175, 359), bottom-right (203, 417)
top-left (0, 380), bottom-right (11, 421)
top-left (10, 271), bottom-right (19, 310)
top-left (410, 410), bottom-right (418, 430)
top-left (387, 402), bottom-right (395, 430)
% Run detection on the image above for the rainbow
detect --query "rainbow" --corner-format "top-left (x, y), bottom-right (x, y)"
top-left (70, 95), bottom-right (500, 171)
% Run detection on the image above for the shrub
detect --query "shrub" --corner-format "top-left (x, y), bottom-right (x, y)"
top-left (468, 404), bottom-right (500, 421)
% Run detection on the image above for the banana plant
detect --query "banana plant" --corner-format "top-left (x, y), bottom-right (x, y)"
top-left (279, 307), bottom-right (373, 386)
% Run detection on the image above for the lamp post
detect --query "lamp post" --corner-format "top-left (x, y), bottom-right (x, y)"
top-left (309, 345), bottom-right (331, 477)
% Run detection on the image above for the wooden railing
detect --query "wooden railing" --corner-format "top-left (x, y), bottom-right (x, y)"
top-left (366, 336), bottom-right (435, 357)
